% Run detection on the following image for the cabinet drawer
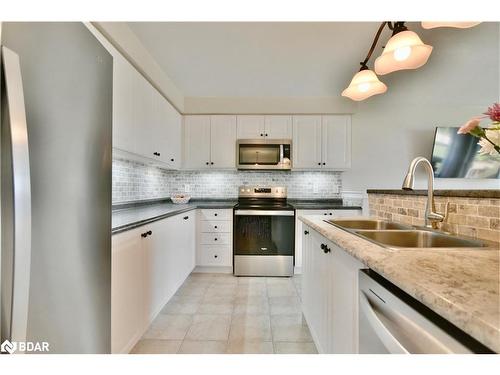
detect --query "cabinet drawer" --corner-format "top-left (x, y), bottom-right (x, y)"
top-left (200, 232), bottom-right (231, 245)
top-left (201, 221), bottom-right (232, 233)
top-left (199, 209), bottom-right (232, 220)
top-left (200, 245), bottom-right (232, 266)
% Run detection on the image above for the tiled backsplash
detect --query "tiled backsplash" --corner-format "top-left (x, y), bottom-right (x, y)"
top-left (113, 158), bottom-right (342, 204)
top-left (368, 193), bottom-right (500, 243)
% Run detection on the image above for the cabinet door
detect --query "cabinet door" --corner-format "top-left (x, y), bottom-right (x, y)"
top-left (164, 101), bottom-right (182, 169)
top-left (112, 56), bottom-right (137, 154)
top-left (111, 228), bottom-right (144, 354)
top-left (292, 115), bottom-right (322, 169)
top-left (210, 115), bottom-right (237, 169)
top-left (321, 115), bottom-right (351, 170)
top-left (132, 72), bottom-right (155, 159)
top-left (265, 115), bottom-right (292, 139)
top-left (331, 245), bottom-right (363, 353)
top-left (152, 89), bottom-right (169, 165)
top-left (183, 115), bottom-right (211, 169)
top-left (236, 115), bottom-right (265, 139)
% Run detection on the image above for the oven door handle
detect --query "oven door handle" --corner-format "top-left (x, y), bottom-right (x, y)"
top-left (235, 210), bottom-right (295, 216)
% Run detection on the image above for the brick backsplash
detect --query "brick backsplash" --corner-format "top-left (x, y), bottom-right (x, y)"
top-left (113, 158), bottom-right (342, 204)
top-left (368, 193), bottom-right (500, 243)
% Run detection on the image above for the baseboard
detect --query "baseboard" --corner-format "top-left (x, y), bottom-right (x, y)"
top-left (193, 265), bottom-right (233, 274)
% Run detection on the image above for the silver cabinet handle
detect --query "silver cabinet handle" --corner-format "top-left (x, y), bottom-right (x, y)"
top-left (1, 46), bottom-right (32, 346)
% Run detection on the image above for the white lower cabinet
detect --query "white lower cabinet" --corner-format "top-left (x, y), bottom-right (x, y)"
top-left (294, 209), bottom-right (362, 273)
top-left (111, 212), bottom-right (195, 354)
top-left (302, 225), bottom-right (364, 353)
top-left (196, 209), bottom-right (233, 271)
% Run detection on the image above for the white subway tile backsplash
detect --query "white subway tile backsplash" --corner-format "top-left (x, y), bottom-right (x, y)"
top-left (113, 158), bottom-right (342, 204)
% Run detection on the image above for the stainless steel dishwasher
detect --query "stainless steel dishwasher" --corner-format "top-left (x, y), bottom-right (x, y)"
top-left (358, 269), bottom-right (494, 354)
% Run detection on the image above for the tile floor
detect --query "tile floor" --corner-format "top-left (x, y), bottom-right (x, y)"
top-left (131, 273), bottom-right (317, 354)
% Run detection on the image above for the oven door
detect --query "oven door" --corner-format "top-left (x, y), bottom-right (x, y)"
top-left (233, 210), bottom-right (295, 276)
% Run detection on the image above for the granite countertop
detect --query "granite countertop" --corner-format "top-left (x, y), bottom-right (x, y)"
top-left (112, 199), bottom-right (237, 234)
top-left (367, 189), bottom-right (500, 199)
top-left (299, 215), bottom-right (500, 353)
top-left (289, 199), bottom-right (362, 210)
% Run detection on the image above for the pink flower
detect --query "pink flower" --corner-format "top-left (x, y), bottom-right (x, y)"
top-left (484, 103), bottom-right (500, 122)
top-left (458, 117), bottom-right (481, 134)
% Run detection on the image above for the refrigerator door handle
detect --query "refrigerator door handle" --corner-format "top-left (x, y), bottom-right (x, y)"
top-left (1, 46), bottom-right (32, 348)
top-left (359, 290), bottom-right (409, 354)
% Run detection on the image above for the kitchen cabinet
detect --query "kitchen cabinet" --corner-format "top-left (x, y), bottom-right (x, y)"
top-left (292, 115), bottom-right (351, 170)
top-left (294, 209), bottom-right (362, 273)
top-left (183, 115), bottom-right (237, 170)
top-left (196, 209), bottom-right (233, 271)
top-left (113, 54), bottom-right (181, 169)
top-left (301, 225), bottom-right (364, 353)
top-left (111, 212), bottom-right (195, 354)
top-left (236, 115), bottom-right (292, 139)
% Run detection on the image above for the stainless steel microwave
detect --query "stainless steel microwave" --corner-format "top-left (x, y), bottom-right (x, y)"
top-left (236, 139), bottom-right (292, 170)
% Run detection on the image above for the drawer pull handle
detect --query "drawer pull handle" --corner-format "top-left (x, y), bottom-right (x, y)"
top-left (214, 213), bottom-right (218, 217)
top-left (183, 216), bottom-right (189, 220)
top-left (304, 230), bottom-right (309, 235)
top-left (214, 225), bottom-right (218, 229)
top-left (214, 255), bottom-right (218, 258)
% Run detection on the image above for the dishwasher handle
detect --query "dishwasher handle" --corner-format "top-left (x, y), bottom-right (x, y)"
top-left (359, 291), bottom-right (409, 354)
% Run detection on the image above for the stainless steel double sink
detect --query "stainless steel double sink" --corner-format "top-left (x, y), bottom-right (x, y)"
top-left (324, 219), bottom-right (488, 250)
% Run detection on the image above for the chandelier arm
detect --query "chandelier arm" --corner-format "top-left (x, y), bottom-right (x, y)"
top-left (360, 21), bottom-right (388, 69)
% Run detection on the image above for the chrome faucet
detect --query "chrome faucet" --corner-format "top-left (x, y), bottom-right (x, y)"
top-left (402, 156), bottom-right (446, 229)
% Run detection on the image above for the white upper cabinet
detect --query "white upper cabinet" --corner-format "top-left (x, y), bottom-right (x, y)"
top-left (292, 115), bottom-right (351, 170)
top-left (184, 115), bottom-right (237, 170)
top-left (293, 115), bottom-right (322, 169)
top-left (236, 115), bottom-right (265, 139)
top-left (265, 115), bottom-right (293, 139)
top-left (183, 115), bottom-right (211, 169)
top-left (210, 115), bottom-right (237, 169)
top-left (113, 55), bottom-right (137, 154)
top-left (113, 55), bottom-right (182, 169)
top-left (322, 115), bottom-right (351, 170)
top-left (237, 115), bottom-right (293, 140)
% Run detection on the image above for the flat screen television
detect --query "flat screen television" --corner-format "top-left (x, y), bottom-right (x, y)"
top-left (430, 127), bottom-right (500, 179)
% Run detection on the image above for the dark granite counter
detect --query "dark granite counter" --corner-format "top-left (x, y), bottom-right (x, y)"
top-left (112, 199), bottom-right (237, 234)
top-left (289, 199), bottom-right (362, 210)
top-left (367, 189), bottom-right (500, 199)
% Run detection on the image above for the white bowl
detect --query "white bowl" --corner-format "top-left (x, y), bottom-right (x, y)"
top-left (171, 195), bottom-right (191, 204)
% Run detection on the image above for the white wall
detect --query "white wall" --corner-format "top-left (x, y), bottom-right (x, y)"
top-left (343, 22), bottom-right (500, 192)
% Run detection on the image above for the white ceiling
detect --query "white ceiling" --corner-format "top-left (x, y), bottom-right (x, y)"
top-left (127, 22), bottom-right (389, 98)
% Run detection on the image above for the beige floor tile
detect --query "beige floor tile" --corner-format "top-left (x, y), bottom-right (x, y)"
top-left (205, 284), bottom-right (237, 297)
top-left (271, 314), bottom-right (313, 342)
top-left (161, 295), bottom-right (202, 315)
top-left (267, 284), bottom-right (298, 298)
top-left (130, 339), bottom-right (182, 354)
top-left (274, 342), bottom-right (317, 354)
top-left (237, 277), bottom-right (267, 286)
top-left (229, 314), bottom-right (272, 341)
top-left (236, 283), bottom-right (268, 297)
top-left (212, 274), bottom-right (239, 285)
top-left (197, 296), bottom-right (235, 314)
top-left (185, 314), bottom-right (231, 341)
top-left (269, 296), bottom-right (302, 315)
top-left (175, 283), bottom-right (209, 297)
top-left (178, 340), bottom-right (227, 354)
top-left (143, 314), bottom-right (193, 340)
top-left (233, 296), bottom-right (269, 315)
top-left (226, 340), bottom-right (274, 354)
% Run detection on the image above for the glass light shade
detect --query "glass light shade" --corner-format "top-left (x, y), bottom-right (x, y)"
top-left (341, 69), bottom-right (387, 101)
top-left (374, 30), bottom-right (433, 75)
top-left (421, 22), bottom-right (481, 29)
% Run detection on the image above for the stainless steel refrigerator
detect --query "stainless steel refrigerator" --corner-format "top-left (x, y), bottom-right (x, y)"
top-left (1, 22), bottom-right (112, 353)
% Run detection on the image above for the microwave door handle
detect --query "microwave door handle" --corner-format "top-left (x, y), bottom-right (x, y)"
top-left (279, 144), bottom-right (283, 162)
top-left (359, 291), bottom-right (409, 354)
top-left (1, 46), bottom-right (32, 347)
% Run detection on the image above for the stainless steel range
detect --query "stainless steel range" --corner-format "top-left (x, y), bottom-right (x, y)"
top-left (233, 186), bottom-right (295, 277)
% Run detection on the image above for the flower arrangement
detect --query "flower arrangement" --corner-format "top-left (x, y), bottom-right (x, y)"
top-left (458, 103), bottom-right (500, 155)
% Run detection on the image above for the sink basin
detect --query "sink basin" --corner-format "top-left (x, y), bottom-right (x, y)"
top-left (326, 219), bottom-right (413, 230)
top-left (355, 230), bottom-right (486, 249)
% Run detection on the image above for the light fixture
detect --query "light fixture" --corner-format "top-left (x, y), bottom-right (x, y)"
top-left (342, 22), bottom-right (388, 101)
top-left (421, 22), bottom-right (481, 29)
top-left (374, 22), bottom-right (433, 75)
